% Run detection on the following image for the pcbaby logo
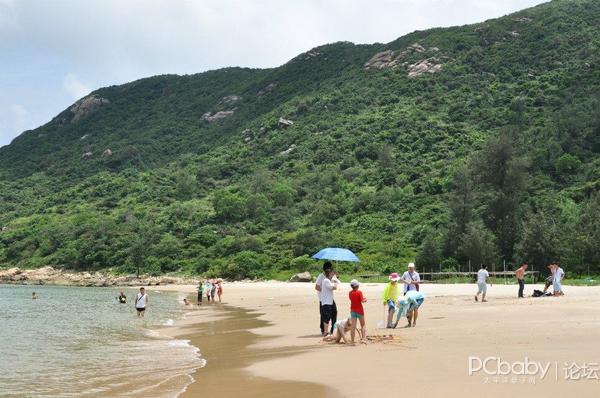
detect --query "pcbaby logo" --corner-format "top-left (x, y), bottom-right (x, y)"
top-left (468, 357), bottom-right (551, 379)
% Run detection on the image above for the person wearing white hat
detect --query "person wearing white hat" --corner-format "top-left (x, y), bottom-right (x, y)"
top-left (401, 263), bottom-right (420, 294)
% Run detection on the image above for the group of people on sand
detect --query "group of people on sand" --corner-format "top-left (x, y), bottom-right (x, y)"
top-left (475, 262), bottom-right (565, 302)
top-left (197, 278), bottom-right (223, 304)
top-left (315, 261), bottom-right (426, 345)
top-left (382, 263), bottom-right (425, 328)
top-left (315, 262), bottom-right (367, 344)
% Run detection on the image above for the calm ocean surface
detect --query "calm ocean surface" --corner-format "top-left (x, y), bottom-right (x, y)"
top-left (0, 285), bottom-right (204, 397)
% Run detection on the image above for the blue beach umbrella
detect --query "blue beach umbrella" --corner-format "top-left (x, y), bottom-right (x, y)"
top-left (312, 247), bottom-right (360, 262)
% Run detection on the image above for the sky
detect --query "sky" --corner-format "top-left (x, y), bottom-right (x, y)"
top-left (0, 0), bottom-right (547, 148)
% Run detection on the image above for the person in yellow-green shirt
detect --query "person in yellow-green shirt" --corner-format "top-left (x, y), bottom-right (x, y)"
top-left (382, 273), bottom-right (400, 328)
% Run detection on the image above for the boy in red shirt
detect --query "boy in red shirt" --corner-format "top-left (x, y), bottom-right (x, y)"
top-left (349, 279), bottom-right (367, 343)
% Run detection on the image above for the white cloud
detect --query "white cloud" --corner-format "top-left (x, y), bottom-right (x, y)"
top-left (63, 73), bottom-right (91, 100)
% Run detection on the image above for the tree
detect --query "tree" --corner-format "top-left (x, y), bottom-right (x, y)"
top-left (444, 164), bottom-right (475, 258)
top-left (416, 234), bottom-right (442, 269)
top-left (462, 221), bottom-right (499, 268)
top-left (472, 132), bottom-right (529, 261)
top-left (515, 211), bottom-right (560, 271)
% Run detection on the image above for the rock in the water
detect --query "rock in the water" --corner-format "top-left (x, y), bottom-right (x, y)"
top-left (278, 117), bottom-right (294, 128)
top-left (202, 110), bottom-right (234, 122)
top-left (70, 95), bottom-right (109, 123)
top-left (290, 272), bottom-right (312, 282)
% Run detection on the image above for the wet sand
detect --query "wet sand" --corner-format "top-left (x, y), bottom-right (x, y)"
top-left (172, 304), bottom-right (338, 398)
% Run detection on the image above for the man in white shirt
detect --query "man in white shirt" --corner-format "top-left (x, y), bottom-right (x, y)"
top-left (315, 262), bottom-right (333, 335)
top-left (135, 287), bottom-right (148, 317)
top-left (401, 263), bottom-right (420, 294)
top-left (320, 270), bottom-right (339, 336)
top-left (475, 264), bottom-right (490, 302)
top-left (553, 263), bottom-right (565, 296)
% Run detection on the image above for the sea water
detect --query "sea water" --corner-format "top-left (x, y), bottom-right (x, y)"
top-left (0, 285), bottom-right (204, 397)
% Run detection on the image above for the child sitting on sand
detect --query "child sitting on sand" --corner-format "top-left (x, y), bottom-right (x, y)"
top-left (349, 279), bottom-right (367, 343)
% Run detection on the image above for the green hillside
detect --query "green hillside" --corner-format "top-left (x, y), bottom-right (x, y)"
top-left (1, 0), bottom-right (599, 279)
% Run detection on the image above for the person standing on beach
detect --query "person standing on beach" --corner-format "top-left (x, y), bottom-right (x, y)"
top-left (515, 263), bottom-right (528, 298)
top-left (135, 287), bottom-right (148, 317)
top-left (382, 273), bottom-right (400, 328)
top-left (196, 282), bottom-right (203, 305)
top-left (553, 263), bottom-right (565, 296)
top-left (394, 290), bottom-right (425, 328)
top-left (475, 264), bottom-right (490, 302)
top-left (216, 279), bottom-right (223, 303)
top-left (31, 292), bottom-right (37, 300)
top-left (210, 280), bottom-right (217, 303)
top-left (401, 263), bottom-right (420, 294)
top-left (204, 279), bottom-right (212, 302)
top-left (320, 269), bottom-right (339, 336)
top-left (315, 262), bottom-right (335, 335)
top-left (349, 279), bottom-right (367, 343)
top-left (543, 264), bottom-right (556, 294)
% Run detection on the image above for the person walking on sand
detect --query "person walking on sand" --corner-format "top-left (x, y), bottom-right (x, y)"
top-left (349, 279), bottom-right (367, 343)
top-left (401, 263), bottom-right (420, 294)
top-left (216, 279), bottom-right (223, 303)
top-left (135, 287), bottom-right (148, 317)
top-left (553, 263), bottom-right (565, 296)
top-left (515, 263), bottom-right (528, 298)
top-left (382, 273), bottom-right (400, 328)
top-left (475, 264), bottom-right (490, 302)
top-left (316, 262), bottom-right (338, 335)
top-left (320, 269), bottom-right (339, 336)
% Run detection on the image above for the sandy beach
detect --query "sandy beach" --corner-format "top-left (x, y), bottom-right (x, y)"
top-left (156, 281), bottom-right (600, 397)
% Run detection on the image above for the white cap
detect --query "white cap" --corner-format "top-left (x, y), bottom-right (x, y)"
top-left (350, 279), bottom-right (359, 287)
top-left (408, 262), bottom-right (415, 268)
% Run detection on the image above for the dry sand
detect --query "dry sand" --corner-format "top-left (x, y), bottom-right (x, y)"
top-left (156, 281), bottom-right (600, 397)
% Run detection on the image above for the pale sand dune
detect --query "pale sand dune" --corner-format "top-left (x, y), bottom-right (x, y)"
top-left (157, 282), bottom-right (600, 397)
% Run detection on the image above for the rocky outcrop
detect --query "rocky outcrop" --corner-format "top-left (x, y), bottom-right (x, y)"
top-left (257, 83), bottom-right (277, 96)
top-left (70, 95), bottom-right (109, 123)
top-left (102, 149), bottom-right (113, 157)
top-left (508, 30), bottom-right (520, 37)
top-left (82, 151), bottom-right (93, 159)
top-left (221, 95), bottom-right (241, 104)
top-left (278, 117), bottom-right (294, 128)
top-left (0, 266), bottom-right (196, 287)
top-left (279, 144), bottom-right (296, 155)
top-left (364, 50), bottom-right (396, 69)
top-left (514, 16), bottom-right (532, 22)
top-left (289, 272), bottom-right (312, 282)
top-left (365, 43), bottom-right (444, 73)
top-left (202, 110), bottom-right (234, 122)
top-left (407, 58), bottom-right (443, 77)
top-left (80, 134), bottom-right (90, 140)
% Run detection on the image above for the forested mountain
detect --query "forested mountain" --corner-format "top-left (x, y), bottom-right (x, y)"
top-left (1, 0), bottom-right (599, 279)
